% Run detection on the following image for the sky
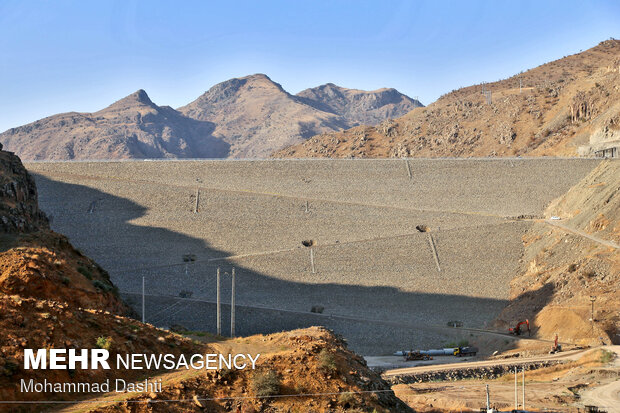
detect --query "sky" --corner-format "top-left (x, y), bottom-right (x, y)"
top-left (1, 0), bottom-right (620, 132)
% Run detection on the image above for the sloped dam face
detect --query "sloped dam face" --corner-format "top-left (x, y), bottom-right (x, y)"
top-left (26, 158), bottom-right (600, 354)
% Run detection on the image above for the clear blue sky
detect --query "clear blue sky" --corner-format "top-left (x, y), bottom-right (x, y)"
top-left (1, 0), bottom-right (619, 132)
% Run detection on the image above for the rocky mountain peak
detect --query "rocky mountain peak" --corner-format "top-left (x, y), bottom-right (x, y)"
top-left (103, 89), bottom-right (155, 111)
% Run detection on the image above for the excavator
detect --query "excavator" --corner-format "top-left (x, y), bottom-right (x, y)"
top-left (549, 333), bottom-right (562, 354)
top-left (508, 319), bottom-right (530, 336)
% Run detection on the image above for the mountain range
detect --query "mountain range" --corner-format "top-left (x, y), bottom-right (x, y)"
top-left (0, 74), bottom-right (420, 160)
top-left (274, 40), bottom-right (620, 158)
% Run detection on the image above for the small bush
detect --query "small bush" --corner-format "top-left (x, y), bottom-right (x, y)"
top-left (318, 349), bottom-right (337, 372)
top-left (600, 350), bottom-right (615, 364)
top-left (78, 266), bottom-right (93, 279)
top-left (2, 360), bottom-right (18, 377)
top-left (60, 276), bottom-right (71, 285)
top-left (251, 370), bottom-right (280, 397)
top-left (568, 263), bottom-right (578, 272)
top-left (95, 336), bottom-right (112, 350)
top-left (445, 339), bottom-right (469, 348)
top-left (338, 392), bottom-right (355, 407)
top-left (92, 280), bottom-right (112, 292)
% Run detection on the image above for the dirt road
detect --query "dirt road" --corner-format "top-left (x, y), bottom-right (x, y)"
top-left (580, 345), bottom-right (620, 413)
top-left (383, 348), bottom-right (591, 377)
top-left (544, 219), bottom-right (620, 250)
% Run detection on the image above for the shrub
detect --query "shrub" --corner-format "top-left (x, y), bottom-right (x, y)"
top-left (338, 392), bottom-right (355, 407)
top-left (2, 360), bottom-right (18, 377)
top-left (95, 336), bottom-right (112, 350)
top-left (318, 349), bottom-right (337, 372)
top-left (60, 276), bottom-right (71, 285)
top-left (445, 339), bottom-right (469, 348)
top-left (600, 350), bottom-right (615, 364)
top-left (92, 280), bottom-right (112, 292)
top-left (251, 370), bottom-right (280, 397)
top-left (78, 266), bottom-right (93, 279)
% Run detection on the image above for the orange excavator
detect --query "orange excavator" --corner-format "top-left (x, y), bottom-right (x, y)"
top-left (508, 319), bottom-right (530, 336)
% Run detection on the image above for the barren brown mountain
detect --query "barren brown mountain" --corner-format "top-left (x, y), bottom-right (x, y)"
top-left (274, 39), bottom-right (620, 158)
top-left (296, 82), bottom-right (421, 127)
top-left (0, 90), bottom-right (228, 161)
top-left (178, 74), bottom-right (420, 158)
top-left (0, 75), bottom-right (417, 160)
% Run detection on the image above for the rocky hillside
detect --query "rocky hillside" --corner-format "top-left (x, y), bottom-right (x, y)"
top-left (0, 76), bottom-right (417, 160)
top-left (0, 147), bottom-right (48, 232)
top-left (178, 74), bottom-right (420, 158)
top-left (274, 39), bottom-right (620, 158)
top-left (0, 148), bottom-right (206, 407)
top-left (0, 90), bottom-right (228, 161)
top-left (496, 160), bottom-right (619, 345)
top-left (178, 74), bottom-right (346, 158)
top-left (78, 327), bottom-right (411, 413)
top-left (296, 83), bottom-right (421, 127)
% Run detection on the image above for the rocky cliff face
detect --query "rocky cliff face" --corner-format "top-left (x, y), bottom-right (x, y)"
top-left (0, 147), bottom-right (48, 232)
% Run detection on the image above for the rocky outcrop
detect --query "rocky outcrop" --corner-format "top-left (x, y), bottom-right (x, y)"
top-left (0, 149), bottom-right (48, 232)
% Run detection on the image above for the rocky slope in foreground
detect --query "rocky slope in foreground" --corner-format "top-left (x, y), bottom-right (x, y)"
top-left (0, 75), bottom-right (419, 160)
top-left (274, 39), bottom-right (620, 158)
top-left (496, 160), bottom-right (619, 345)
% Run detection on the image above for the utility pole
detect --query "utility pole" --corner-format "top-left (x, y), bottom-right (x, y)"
top-left (485, 384), bottom-right (490, 411)
top-left (142, 276), bottom-right (145, 323)
top-left (519, 78), bottom-right (522, 94)
top-left (522, 367), bottom-right (525, 411)
top-left (514, 368), bottom-right (518, 410)
top-left (305, 200), bottom-right (309, 213)
top-left (590, 295), bottom-right (596, 333)
top-left (310, 248), bottom-right (316, 273)
top-left (194, 178), bottom-right (201, 214)
top-left (230, 267), bottom-right (235, 337)
top-left (216, 267), bottom-right (221, 336)
top-left (194, 188), bottom-right (200, 213)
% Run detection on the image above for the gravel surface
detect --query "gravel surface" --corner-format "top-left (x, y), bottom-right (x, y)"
top-left (26, 159), bottom-right (599, 354)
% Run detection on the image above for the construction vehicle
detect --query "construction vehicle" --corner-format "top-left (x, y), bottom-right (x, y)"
top-left (453, 346), bottom-right (478, 357)
top-left (549, 334), bottom-right (562, 354)
top-left (401, 350), bottom-right (433, 361)
top-left (508, 319), bottom-right (530, 336)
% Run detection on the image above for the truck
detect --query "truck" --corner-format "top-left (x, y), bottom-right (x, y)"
top-left (453, 346), bottom-right (478, 357)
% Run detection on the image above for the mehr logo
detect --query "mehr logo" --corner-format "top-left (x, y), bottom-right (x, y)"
top-left (24, 349), bottom-right (110, 370)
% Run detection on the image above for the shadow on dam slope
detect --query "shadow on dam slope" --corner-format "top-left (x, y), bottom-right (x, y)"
top-left (32, 173), bottom-right (525, 354)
